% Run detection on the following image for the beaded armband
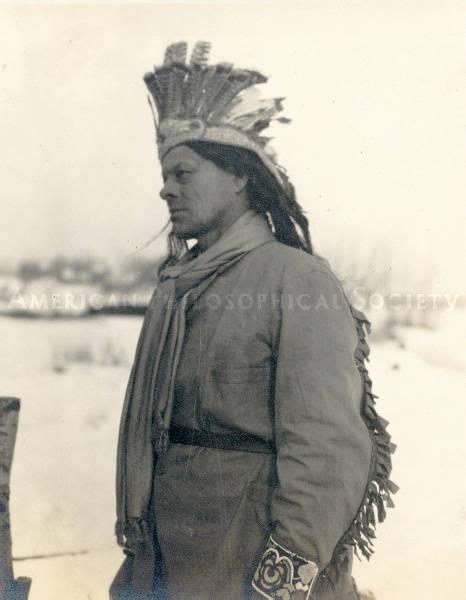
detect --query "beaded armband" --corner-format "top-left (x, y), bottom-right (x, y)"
top-left (252, 537), bottom-right (319, 600)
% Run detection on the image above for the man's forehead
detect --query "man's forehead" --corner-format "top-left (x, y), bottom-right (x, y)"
top-left (162, 146), bottom-right (201, 170)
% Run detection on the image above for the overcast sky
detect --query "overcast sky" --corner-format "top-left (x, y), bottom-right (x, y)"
top-left (1, 1), bottom-right (465, 294)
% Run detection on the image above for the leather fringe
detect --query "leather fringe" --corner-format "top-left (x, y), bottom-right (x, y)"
top-left (322, 303), bottom-right (398, 582)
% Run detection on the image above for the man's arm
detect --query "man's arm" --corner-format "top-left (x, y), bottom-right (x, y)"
top-left (252, 268), bottom-right (373, 599)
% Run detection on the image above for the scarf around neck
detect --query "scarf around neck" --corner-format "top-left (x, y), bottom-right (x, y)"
top-left (115, 209), bottom-right (275, 550)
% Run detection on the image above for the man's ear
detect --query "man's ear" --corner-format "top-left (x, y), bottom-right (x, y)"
top-left (233, 174), bottom-right (248, 194)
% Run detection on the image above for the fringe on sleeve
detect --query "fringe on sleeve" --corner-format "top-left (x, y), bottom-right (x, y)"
top-left (322, 303), bottom-right (399, 584)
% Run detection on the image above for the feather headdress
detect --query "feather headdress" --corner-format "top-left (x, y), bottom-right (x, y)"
top-left (144, 41), bottom-right (291, 189)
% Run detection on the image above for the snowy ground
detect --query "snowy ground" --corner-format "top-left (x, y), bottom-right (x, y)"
top-left (1, 309), bottom-right (465, 600)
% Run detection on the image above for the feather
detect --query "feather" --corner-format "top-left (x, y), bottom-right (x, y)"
top-left (222, 88), bottom-right (279, 123)
top-left (171, 41), bottom-right (187, 64)
top-left (143, 72), bottom-right (163, 117)
top-left (167, 63), bottom-right (189, 118)
top-left (229, 105), bottom-right (282, 131)
top-left (276, 116), bottom-right (292, 124)
top-left (146, 95), bottom-right (158, 127)
top-left (208, 70), bottom-right (253, 123)
top-left (190, 41), bottom-right (211, 66)
top-left (193, 65), bottom-right (216, 116)
top-left (207, 69), bottom-right (266, 123)
top-left (250, 115), bottom-right (291, 135)
top-left (153, 66), bottom-right (172, 119)
top-left (197, 62), bottom-right (233, 116)
top-left (185, 63), bottom-right (206, 116)
top-left (163, 43), bottom-right (177, 66)
top-left (251, 119), bottom-right (271, 134)
top-left (158, 44), bottom-right (189, 118)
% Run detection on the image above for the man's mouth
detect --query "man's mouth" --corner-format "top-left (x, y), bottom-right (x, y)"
top-left (169, 209), bottom-right (186, 220)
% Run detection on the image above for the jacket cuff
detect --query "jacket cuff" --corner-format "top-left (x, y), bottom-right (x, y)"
top-left (252, 536), bottom-right (319, 600)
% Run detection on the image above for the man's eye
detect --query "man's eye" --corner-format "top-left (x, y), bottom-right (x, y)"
top-left (175, 170), bottom-right (190, 182)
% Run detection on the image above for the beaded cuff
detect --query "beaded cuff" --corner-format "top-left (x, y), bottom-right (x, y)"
top-left (252, 537), bottom-right (318, 600)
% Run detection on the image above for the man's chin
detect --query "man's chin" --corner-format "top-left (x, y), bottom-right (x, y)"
top-left (171, 224), bottom-right (196, 240)
top-left (171, 219), bottom-right (209, 241)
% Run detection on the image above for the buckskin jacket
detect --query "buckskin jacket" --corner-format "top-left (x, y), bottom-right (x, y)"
top-left (141, 232), bottom-right (390, 600)
top-left (139, 233), bottom-right (390, 600)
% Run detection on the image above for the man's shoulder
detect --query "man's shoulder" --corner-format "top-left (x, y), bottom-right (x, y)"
top-left (247, 240), bottom-right (335, 280)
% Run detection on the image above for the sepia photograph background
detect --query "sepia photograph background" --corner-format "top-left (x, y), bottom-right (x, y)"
top-left (1, 1), bottom-right (465, 599)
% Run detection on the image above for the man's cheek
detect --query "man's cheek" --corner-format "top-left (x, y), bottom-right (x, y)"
top-left (193, 196), bottom-right (210, 224)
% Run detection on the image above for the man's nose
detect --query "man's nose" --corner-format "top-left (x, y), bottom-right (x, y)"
top-left (160, 178), bottom-right (179, 201)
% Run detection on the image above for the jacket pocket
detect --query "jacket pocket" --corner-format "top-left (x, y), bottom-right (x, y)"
top-left (203, 365), bottom-right (274, 437)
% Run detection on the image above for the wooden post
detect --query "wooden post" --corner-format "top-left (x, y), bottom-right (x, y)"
top-left (0, 397), bottom-right (31, 600)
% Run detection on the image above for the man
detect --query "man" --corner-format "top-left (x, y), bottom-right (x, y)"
top-left (111, 41), bottom-right (396, 600)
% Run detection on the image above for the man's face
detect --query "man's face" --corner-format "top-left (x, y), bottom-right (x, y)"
top-left (160, 145), bottom-right (239, 240)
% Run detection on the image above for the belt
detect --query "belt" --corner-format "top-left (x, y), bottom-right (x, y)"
top-left (169, 425), bottom-right (276, 455)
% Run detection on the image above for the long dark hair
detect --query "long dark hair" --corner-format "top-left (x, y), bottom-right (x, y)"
top-left (162, 140), bottom-right (313, 267)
